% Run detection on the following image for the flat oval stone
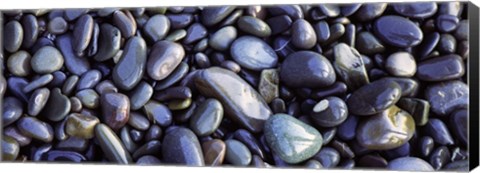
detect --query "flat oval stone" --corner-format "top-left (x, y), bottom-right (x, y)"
top-left (183, 23), bottom-right (207, 45)
top-left (28, 88), bottom-right (50, 116)
top-left (100, 92), bottom-right (130, 130)
top-left (62, 75), bottom-right (79, 96)
top-left (355, 31), bottom-right (385, 55)
top-left (353, 3), bottom-right (387, 22)
top-left (356, 106), bottom-right (415, 150)
top-left (7, 50), bottom-right (32, 77)
top-left (209, 26), bottom-right (237, 51)
top-left (230, 36), bottom-right (278, 71)
top-left (167, 14), bottom-right (193, 29)
top-left (450, 109), bottom-right (467, 146)
top-left (31, 46), bottom-right (64, 74)
top-left (55, 34), bottom-right (91, 76)
top-left (144, 14), bottom-right (170, 42)
top-left (437, 14), bottom-right (459, 33)
top-left (201, 6), bottom-right (236, 27)
top-left (128, 81), bottom-right (153, 110)
top-left (77, 69), bottom-right (102, 91)
top-left (202, 139), bottom-right (226, 166)
top-left (374, 15), bottom-right (423, 48)
top-left (162, 126), bottom-right (205, 166)
top-left (113, 36), bottom-right (147, 90)
top-left (424, 119), bottom-right (454, 145)
top-left (425, 80), bottom-right (468, 116)
top-left (127, 112), bottom-right (150, 131)
top-left (418, 32), bottom-right (441, 60)
top-left (387, 157), bottom-right (434, 171)
top-left (41, 88), bottom-right (71, 122)
top-left (3, 97), bottom-right (23, 127)
top-left (333, 43), bottom-right (369, 90)
top-left (311, 96), bottom-right (348, 128)
top-left (237, 16), bottom-right (271, 37)
top-left (21, 14), bottom-right (38, 48)
top-left (264, 114), bottom-right (323, 164)
top-left (291, 19), bottom-right (317, 49)
top-left (73, 14), bottom-right (94, 56)
top-left (393, 2), bottom-right (437, 18)
top-left (418, 54), bottom-right (464, 82)
top-left (385, 52), bottom-right (417, 77)
top-left (17, 117), bottom-right (54, 143)
top-left (113, 10), bottom-right (136, 38)
top-left (75, 89), bottom-right (100, 109)
top-left (2, 136), bottom-right (20, 161)
top-left (48, 17), bottom-right (68, 34)
top-left (94, 23), bottom-right (121, 62)
top-left (190, 98), bottom-right (224, 137)
top-left (225, 139), bottom-right (252, 166)
top-left (147, 41), bottom-right (185, 81)
top-left (4, 20), bottom-right (23, 53)
top-left (280, 51), bottom-right (336, 88)
top-left (22, 74), bottom-right (53, 93)
top-left (194, 67), bottom-right (272, 133)
top-left (143, 100), bottom-right (172, 127)
top-left (313, 147), bottom-right (340, 168)
top-left (65, 113), bottom-right (100, 139)
top-left (95, 123), bottom-right (133, 164)
top-left (347, 79), bottom-right (402, 116)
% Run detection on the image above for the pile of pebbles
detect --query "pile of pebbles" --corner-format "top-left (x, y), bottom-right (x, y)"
top-left (1, 2), bottom-right (470, 171)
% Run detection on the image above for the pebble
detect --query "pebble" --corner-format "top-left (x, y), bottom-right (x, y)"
top-left (419, 136), bottom-right (435, 157)
top-left (2, 136), bottom-right (20, 161)
top-left (62, 75), bottom-right (79, 96)
top-left (384, 52), bottom-right (416, 77)
top-left (424, 119), bottom-right (454, 145)
top-left (202, 139), bottom-right (226, 166)
top-left (127, 81), bottom-right (153, 110)
top-left (4, 126), bottom-right (32, 147)
top-left (27, 88), bottom-right (50, 116)
top-left (230, 36), bottom-right (278, 71)
top-left (387, 157), bottom-right (434, 171)
top-left (310, 96), bottom-right (348, 128)
top-left (65, 113), bottom-right (100, 139)
top-left (162, 126), bottom-right (205, 166)
top-left (233, 129), bottom-right (266, 160)
top-left (430, 146), bottom-right (451, 170)
top-left (112, 37), bottom-right (147, 90)
top-left (154, 62), bottom-right (189, 90)
top-left (143, 14), bottom-right (170, 42)
top-left (113, 10), bottom-right (136, 38)
top-left (267, 5), bottom-right (304, 20)
top-left (201, 6), bottom-right (236, 27)
top-left (2, 97), bottom-right (23, 127)
top-left (437, 14), bottom-right (459, 33)
top-left (73, 14), bottom-right (94, 56)
top-left (136, 155), bottom-right (161, 165)
top-left (30, 46), bottom-right (64, 74)
top-left (425, 80), bottom-right (468, 116)
top-left (195, 67), bottom-right (272, 133)
top-left (183, 23), bottom-right (207, 45)
top-left (76, 89), bottom-right (100, 109)
top-left (280, 51), bottom-right (335, 88)
top-left (392, 2), bottom-right (437, 18)
top-left (190, 98), bottom-right (224, 137)
top-left (100, 92), bottom-right (130, 130)
top-left (209, 26), bottom-right (237, 51)
top-left (337, 115), bottom-right (358, 141)
top-left (355, 31), bottom-right (385, 55)
top-left (4, 20), bottom-right (23, 53)
top-left (16, 117), bottom-right (54, 143)
top-left (313, 147), bottom-right (340, 168)
top-left (225, 139), bottom-right (252, 166)
top-left (264, 114), bottom-right (323, 164)
top-left (333, 43), bottom-right (369, 90)
top-left (143, 100), bottom-right (172, 127)
top-left (291, 19), bottom-right (317, 49)
top-left (353, 3), bottom-right (387, 22)
top-left (450, 109), bottom-right (467, 146)
top-left (373, 15), bottom-right (423, 47)
top-left (167, 14), bottom-right (193, 29)
top-left (397, 98), bottom-right (430, 126)
top-left (7, 51), bottom-right (32, 77)
top-left (346, 79), bottom-right (402, 116)
top-left (94, 23), bottom-right (121, 62)
top-left (132, 140), bottom-right (162, 160)
top-left (41, 88), bottom-right (71, 122)
top-left (55, 34), bottom-right (91, 76)
top-left (356, 106), bottom-right (415, 150)
top-left (76, 70), bottom-right (102, 91)
top-left (48, 17), bottom-right (68, 34)
top-left (266, 15), bottom-right (292, 35)
top-left (237, 16), bottom-right (271, 37)
top-left (23, 74), bottom-right (53, 93)
top-left (95, 123), bottom-right (133, 164)
top-left (147, 40), bottom-right (185, 81)
top-left (258, 69), bottom-right (279, 103)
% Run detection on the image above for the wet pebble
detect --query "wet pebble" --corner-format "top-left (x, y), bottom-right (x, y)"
top-left (209, 26), bottom-right (237, 51)
top-left (190, 98), bottom-right (223, 137)
top-left (147, 40), bottom-right (185, 81)
top-left (143, 14), bottom-right (170, 42)
top-left (95, 123), bottom-right (133, 164)
top-left (30, 46), bottom-right (64, 74)
top-left (162, 126), bottom-right (205, 166)
top-left (424, 119), bottom-right (454, 145)
top-left (41, 88), bottom-right (71, 122)
top-left (17, 117), bottom-right (54, 143)
top-left (384, 52), bottom-right (416, 77)
top-left (75, 89), bottom-right (100, 109)
top-left (387, 157), bottom-right (434, 171)
top-left (425, 80), bottom-right (468, 116)
top-left (291, 19), bottom-right (317, 49)
top-left (373, 15), bottom-right (423, 47)
top-left (237, 16), bottom-right (271, 37)
top-left (225, 139), bottom-right (252, 166)
top-left (4, 20), bottom-right (23, 53)
top-left (310, 96), bottom-right (348, 128)
top-left (280, 51), bottom-right (335, 88)
top-left (7, 51), bottom-right (32, 77)
top-left (346, 79), bottom-right (401, 116)
top-left (27, 88), bottom-right (50, 116)
top-left (2, 97), bottom-right (23, 127)
top-left (112, 37), bottom-right (147, 90)
top-left (143, 100), bottom-right (172, 127)
top-left (230, 36), bottom-right (278, 71)
top-left (100, 92), bottom-right (130, 130)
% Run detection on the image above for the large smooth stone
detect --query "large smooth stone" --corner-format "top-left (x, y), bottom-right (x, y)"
top-left (143, 14), bottom-right (170, 42)
top-left (94, 23), bottom-right (121, 62)
top-left (237, 16), bottom-right (271, 37)
top-left (162, 126), bottom-right (205, 166)
top-left (95, 124), bottom-right (133, 164)
top-left (3, 97), bottom-right (23, 127)
top-left (387, 157), bottom-right (434, 171)
top-left (264, 114), bottom-right (323, 164)
top-left (201, 6), bottom-right (236, 27)
top-left (194, 67), bottom-right (272, 133)
top-left (333, 43), bottom-right (369, 90)
top-left (143, 100), bottom-right (172, 127)
top-left (147, 40), bottom-right (185, 81)
top-left (190, 98), bottom-right (224, 136)
top-left (373, 15), bottom-right (423, 48)
top-left (424, 119), bottom-right (454, 145)
top-left (73, 14), bottom-right (94, 56)
top-left (30, 46), bottom-right (64, 74)
top-left (346, 79), bottom-right (402, 116)
top-left (356, 106), bottom-right (415, 150)
top-left (280, 51), bottom-right (336, 88)
top-left (4, 20), bottom-right (23, 53)
top-left (28, 88), bottom-right (50, 116)
top-left (65, 113), bottom-right (100, 139)
top-left (291, 19), bottom-right (317, 49)
top-left (100, 92), bottom-right (130, 130)
top-left (202, 139), bottom-right (226, 166)
top-left (225, 139), bottom-right (252, 166)
top-left (230, 36), bottom-right (278, 71)
top-left (393, 2), bottom-right (437, 18)
top-left (311, 96), bottom-right (348, 128)
top-left (16, 117), bottom-right (54, 143)
top-left (425, 80), bottom-right (468, 116)
top-left (41, 88), bottom-right (71, 122)
top-left (55, 34), bottom-right (90, 76)
top-left (112, 36), bottom-right (147, 90)
top-left (417, 54), bottom-right (464, 82)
